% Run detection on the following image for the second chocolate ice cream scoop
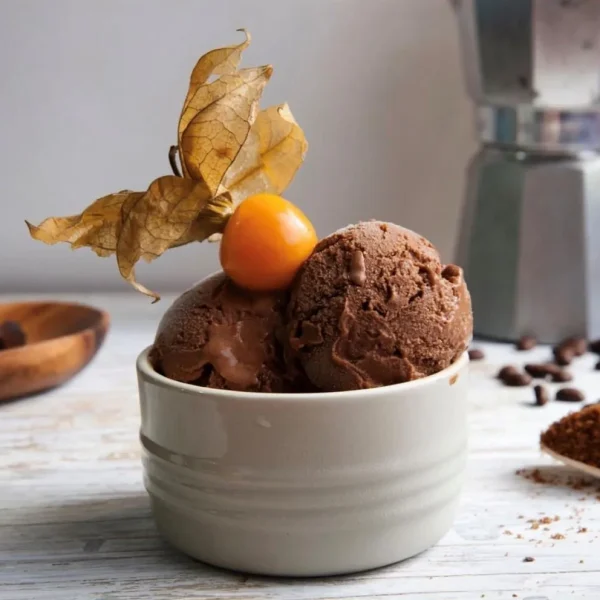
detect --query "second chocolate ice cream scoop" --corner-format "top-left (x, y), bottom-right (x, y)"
top-left (287, 221), bottom-right (472, 392)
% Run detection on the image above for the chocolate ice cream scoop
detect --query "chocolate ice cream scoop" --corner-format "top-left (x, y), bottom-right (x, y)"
top-left (150, 273), bottom-right (296, 393)
top-left (287, 221), bottom-right (473, 391)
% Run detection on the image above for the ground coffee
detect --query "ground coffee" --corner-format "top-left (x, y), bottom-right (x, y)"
top-left (541, 405), bottom-right (600, 469)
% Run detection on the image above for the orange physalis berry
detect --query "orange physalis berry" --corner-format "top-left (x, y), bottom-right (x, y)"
top-left (220, 193), bottom-right (317, 291)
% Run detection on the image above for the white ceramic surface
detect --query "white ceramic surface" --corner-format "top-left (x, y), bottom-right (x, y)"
top-left (137, 349), bottom-right (469, 577)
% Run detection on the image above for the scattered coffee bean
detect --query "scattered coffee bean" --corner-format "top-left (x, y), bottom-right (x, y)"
top-left (523, 364), bottom-right (545, 379)
top-left (498, 365), bottom-right (519, 380)
top-left (516, 335), bottom-right (537, 351)
top-left (556, 388), bottom-right (585, 403)
top-left (534, 385), bottom-right (549, 406)
top-left (498, 366), bottom-right (532, 386)
top-left (561, 336), bottom-right (587, 357)
top-left (503, 371), bottom-right (532, 387)
top-left (523, 556), bottom-right (535, 563)
top-left (468, 348), bottom-right (485, 361)
top-left (523, 363), bottom-right (550, 379)
top-left (589, 339), bottom-right (600, 354)
top-left (0, 320), bottom-right (26, 351)
top-left (545, 364), bottom-right (563, 376)
top-left (544, 363), bottom-right (562, 376)
top-left (551, 369), bottom-right (573, 383)
top-left (553, 345), bottom-right (575, 366)
top-left (524, 363), bottom-right (565, 380)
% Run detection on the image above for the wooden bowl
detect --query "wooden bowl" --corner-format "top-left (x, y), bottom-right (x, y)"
top-left (0, 301), bottom-right (110, 402)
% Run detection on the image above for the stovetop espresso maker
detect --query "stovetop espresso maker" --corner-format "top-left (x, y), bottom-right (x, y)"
top-left (452, 0), bottom-right (600, 344)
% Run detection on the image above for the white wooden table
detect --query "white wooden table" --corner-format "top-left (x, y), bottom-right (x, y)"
top-left (2, 294), bottom-right (599, 600)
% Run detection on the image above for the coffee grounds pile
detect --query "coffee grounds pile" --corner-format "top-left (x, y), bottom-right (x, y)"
top-left (541, 404), bottom-right (600, 468)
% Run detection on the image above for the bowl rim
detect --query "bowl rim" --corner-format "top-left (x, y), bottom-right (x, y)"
top-left (137, 347), bottom-right (469, 401)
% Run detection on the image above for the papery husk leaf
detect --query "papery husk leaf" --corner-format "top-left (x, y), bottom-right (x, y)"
top-left (223, 103), bottom-right (308, 205)
top-left (27, 31), bottom-right (310, 302)
top-left (25, 190), bottom-right (143, 257)
top-left (116, 175), bottom-right (232, 301)
top-left (170, 189), bottom-right (233, 247)
top-left (179, 65), bottom-right (272, 192)
top-left (180, 29), bottom-right (250, 126)
top-left (27, 177), bottom-right (233, 302)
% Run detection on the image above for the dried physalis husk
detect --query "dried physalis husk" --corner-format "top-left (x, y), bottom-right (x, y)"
top-left (27, 178), bottom-right (233, 301)
top-left (27, 30), bottom-right (307, 300)
top-left (224, 103), bottom-right (308, 205)
top-left (178, 65), bottom-right (273, 192)
top-left (115, 177), bottom-right (233, 300)
top-left (180, 28), bottom-right (251, 118)
top-left (26, 190), bottom-right (142, 257)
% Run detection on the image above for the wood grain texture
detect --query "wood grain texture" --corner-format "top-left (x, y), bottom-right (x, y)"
top-left (0, 301), bottom-right (109, 402)
top-left (1, 294), bottom-right (599, 600)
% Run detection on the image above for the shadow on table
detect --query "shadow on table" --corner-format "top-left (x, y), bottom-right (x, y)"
top-left (5, 493), bottom-right (405, 595)
top-left (6, 494), bottom-right (207, 571)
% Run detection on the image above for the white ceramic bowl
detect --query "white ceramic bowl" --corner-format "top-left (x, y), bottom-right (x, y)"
top-left (137, 349), bottom-right (469, 577)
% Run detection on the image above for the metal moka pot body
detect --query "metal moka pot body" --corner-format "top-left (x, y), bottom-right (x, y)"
top-left (452, 0), bottom-right (600, 343)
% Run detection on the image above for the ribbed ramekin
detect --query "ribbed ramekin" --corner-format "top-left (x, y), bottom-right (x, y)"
top-left (137, 349), bottom-right (468, 576)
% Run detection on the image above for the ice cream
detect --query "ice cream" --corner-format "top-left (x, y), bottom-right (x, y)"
top-left (149, 272), bottom-right (295, 393)
top-left (27, 32), bottom-right (472, 396)
top-left (286, 221), bottom-right (472, 391)
top-left (150, 221), bottom-right (472, 394)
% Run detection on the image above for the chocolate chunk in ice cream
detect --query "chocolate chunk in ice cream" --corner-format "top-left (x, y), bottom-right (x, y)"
top-left (349, 250), bottom-right (366, 286)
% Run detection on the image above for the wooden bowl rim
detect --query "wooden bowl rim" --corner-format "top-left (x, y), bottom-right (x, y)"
top-left (0, 300), bottom-right (110, 358)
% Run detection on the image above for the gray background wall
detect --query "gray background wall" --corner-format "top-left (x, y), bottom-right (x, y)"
top-left (0, 0), bottom-right (476, 294)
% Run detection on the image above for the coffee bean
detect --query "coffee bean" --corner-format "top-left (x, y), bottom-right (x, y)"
top-left (523, 556), bottom-right (535, 563)
top-left (551, 369), bottom-right (573, 383)
top-left (589, 339), bottom-right (600, 354)
top-left (498, 365), bottom-right (519, 380)
top-left (542, 363), bottom-right (562, 376)
top-left (524, 363), bottom-right (564, 380)
top-left (534, 385), bottom-right (549, 406)
top-left (556, 387), bottom-right (585, 403)
top-left (523, 364), bottom-right (546, 378)
top-left (516, 335), bottom-right (537, 351)
top-left (503, 371), bottom-right (532, 387)
top-left (468, 348), bottom-right (485, 361)
top-left (523, 364), bottom-right (549, 379)
top-left (553, 346), bottom-right (575, 366)
top-left (498, 365), bottom-right (532, 386)
top-left (561, 336), bottom-right (587, 357)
